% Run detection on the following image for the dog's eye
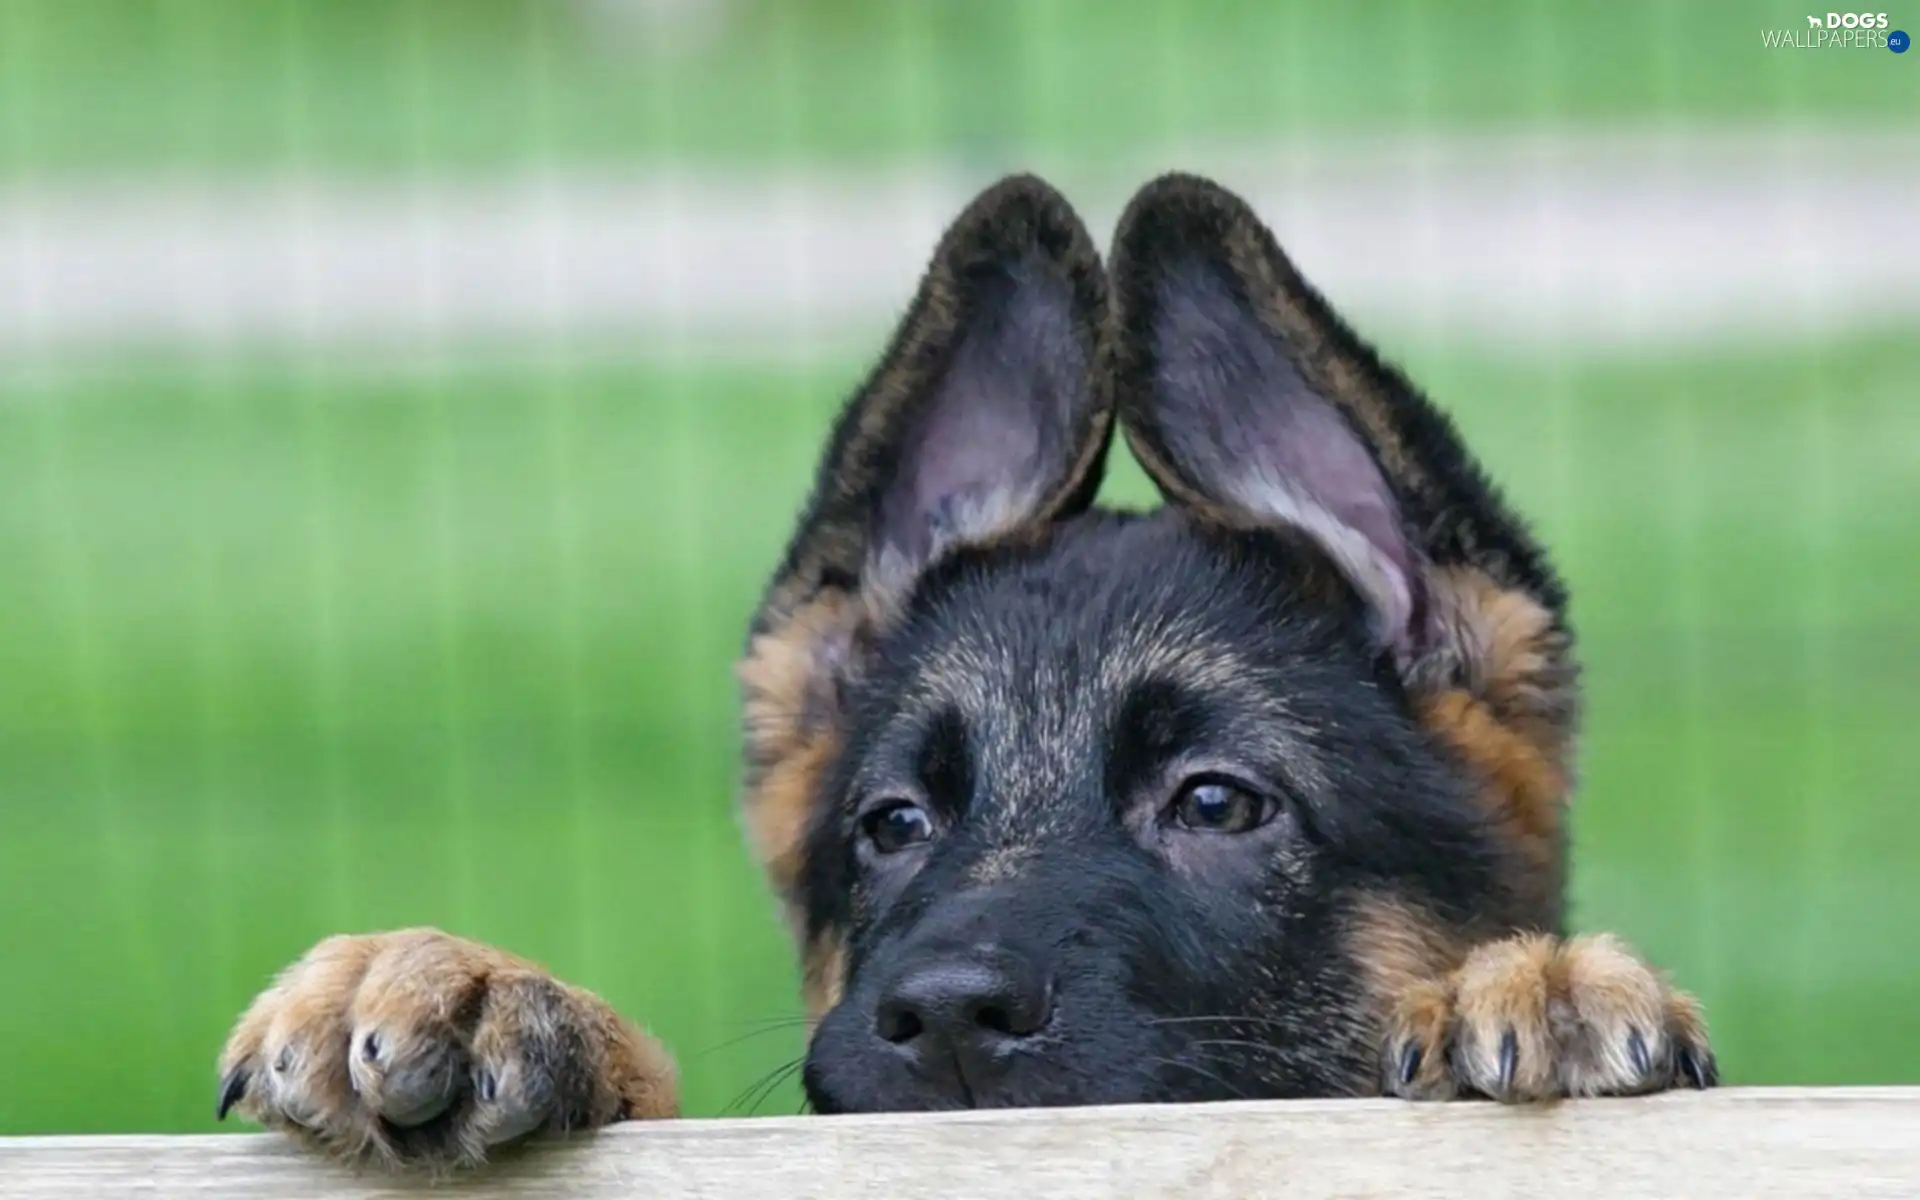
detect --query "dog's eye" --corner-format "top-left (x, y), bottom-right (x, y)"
top-left (1169, 779), bottom-right (1276, 835)
top-left (860, 800), bottom-right (936, 854)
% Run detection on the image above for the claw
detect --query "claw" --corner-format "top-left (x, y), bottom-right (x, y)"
top-left (1497, 1029), bottom-right (1518, 1094)
top-left (1628, 1029), bottom-right (1651, 1077)
top-left (1678, 1047), bottom-right (1717, 1089)
top-left (1397, 1041), bottom-right (1422, 1087)
top-left (477, 1069), bottom-right (498, 1104)
top-left (215, 1068), bottom-right (249, 1121)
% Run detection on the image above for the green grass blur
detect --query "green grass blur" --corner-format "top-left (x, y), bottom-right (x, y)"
top-left (0, 0), bottom-right (1915, 1137)
top-left (2, 335), bottom-right (1914, 1131)
top-left (1, 0), bottom-right (1912, 170)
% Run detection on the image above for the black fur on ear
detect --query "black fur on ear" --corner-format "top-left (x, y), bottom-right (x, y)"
top-left (753, 173), bottom-right (1113, 643)
top-left (1102, 172), bottom-right (1567, 670)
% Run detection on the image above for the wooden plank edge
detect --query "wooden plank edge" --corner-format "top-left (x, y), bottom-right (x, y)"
top-left (1, 1086), bottom-right (1916, 1199)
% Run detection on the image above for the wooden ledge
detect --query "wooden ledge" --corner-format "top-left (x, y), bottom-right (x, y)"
top-left (1, 1087), bottom-right (1915, 1198)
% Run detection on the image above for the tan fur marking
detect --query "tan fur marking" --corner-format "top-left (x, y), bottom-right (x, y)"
top-left (738, 594), bottom-right (856, 911)
top-left (738, 593), bottom-right (854, 757)
top-left (1419, 689), bottom-right (1565, 867)
top-left (1429, 566), bottom-right (1572, 748)
top-left (1416, 567), bottom-right (1574, 893)
top-left (801, 934), bottom-right (848, 1022)
top-left (1349, 893), bottom-right (1464, 1004)
top-left (742, 731), bottom-right (838, 903)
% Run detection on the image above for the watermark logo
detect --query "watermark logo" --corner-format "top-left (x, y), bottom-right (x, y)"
top-left (1763, 12), bottom-right (1899, 47)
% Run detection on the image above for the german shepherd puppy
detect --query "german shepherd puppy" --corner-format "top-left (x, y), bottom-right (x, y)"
top-left (216, 174), bottom-right (1715, 1169)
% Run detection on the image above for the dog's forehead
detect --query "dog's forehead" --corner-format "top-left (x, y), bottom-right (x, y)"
top-left (906, 598), bottom-right (1248, 716)
top-left (904, 515), bottom-right (1205, 700)
top-left (886, 514), bottom-right (1314, 789)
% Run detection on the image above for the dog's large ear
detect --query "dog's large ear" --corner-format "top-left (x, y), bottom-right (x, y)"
top-left (1105, 172), bottom-right (1567, 662)
top-left (757, 174), bottom-right (1110, 635)
top-left (1104, 174), bottom-right (1577, 902)
top-left (738, 176), bottom-right (1109, 974)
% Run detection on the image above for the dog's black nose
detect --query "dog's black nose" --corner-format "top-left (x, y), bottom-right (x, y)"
top-left (874, 948), bottom-right (1052, 1086)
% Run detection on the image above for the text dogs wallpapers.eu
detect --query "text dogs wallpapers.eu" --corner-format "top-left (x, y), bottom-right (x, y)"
top-left (214, 174), bottom-right (1715, 1170)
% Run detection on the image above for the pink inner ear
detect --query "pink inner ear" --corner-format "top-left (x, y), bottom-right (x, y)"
top-left (873, 261), bottom-right (1083, 570)
top-left (1225, 398), bottom-right (1421, 663)
top-left (1152, 266), bottom-right (1423, 659)
top-left (1250, 396), bottom-right (1418, 601)
top-left (904, 381), bottom-right (1042, 549)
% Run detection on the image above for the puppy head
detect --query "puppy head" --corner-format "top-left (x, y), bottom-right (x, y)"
top-left (739, 174), bottom-right (1577, 1111)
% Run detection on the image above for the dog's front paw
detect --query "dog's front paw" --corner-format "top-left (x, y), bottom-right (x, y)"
top-left (217, 929), bottom-right (676, 1171)
top-left (1382, 932), bottom-right (1715, 1102)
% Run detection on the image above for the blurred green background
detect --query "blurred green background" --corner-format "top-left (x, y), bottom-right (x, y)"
top-left (1, 0), bottom-right (1914, 1133)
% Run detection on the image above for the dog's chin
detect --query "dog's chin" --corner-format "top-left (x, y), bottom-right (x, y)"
top-left (800, 1053), bottom-right (1258, 1115)
top-left (803, 1079), bottom-right (1142, 1116)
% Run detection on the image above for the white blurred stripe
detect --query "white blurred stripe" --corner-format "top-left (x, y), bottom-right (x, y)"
top-left (2, 130), bottom-right (1916, 361)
